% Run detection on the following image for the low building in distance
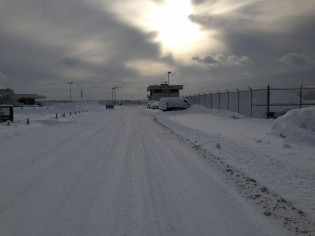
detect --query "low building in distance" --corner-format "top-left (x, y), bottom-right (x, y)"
top-left (147, 84), bottom-right (183, 101)
top-left (0, 88), bottom-right (46, 105)
top-left (15, 94), bottom-right (46, 105)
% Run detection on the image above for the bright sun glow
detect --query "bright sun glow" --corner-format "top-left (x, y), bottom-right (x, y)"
top-left (147, 0), bottom-right (202, 51)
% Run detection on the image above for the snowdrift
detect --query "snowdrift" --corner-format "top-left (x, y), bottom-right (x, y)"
top-left (272, 106), bottom-right (315, 145)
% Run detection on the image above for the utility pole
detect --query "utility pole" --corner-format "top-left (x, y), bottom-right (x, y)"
top-left (68, 81), bottom-right (73, 103)
top-left (168, 71), bottom-right (171, 84)
top-left (112, 87), bottom-right (117, 105)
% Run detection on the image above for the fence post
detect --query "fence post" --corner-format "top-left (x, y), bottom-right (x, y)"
top-left (300, 84), bottom-right (303, 108)
top-left (248, 87), bottom-right (253, 117)
top-left (204, 93), bottom-right (207, 108)
top-left (198, 94), bottom-right (201, 105)
top-left (218, 91), bottom-right (221, 109)
top-left (266, 85), bottom-right (270, 119)
top-left (226, 90), bottom-right (229, 110)
top-left (236, 89), bottom-right (240, 113)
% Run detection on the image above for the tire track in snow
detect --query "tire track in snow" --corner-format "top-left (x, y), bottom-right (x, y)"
top-left (134, 111), bottom-right (178, 235)
top-left (0, 110), bottom-right (121, 235)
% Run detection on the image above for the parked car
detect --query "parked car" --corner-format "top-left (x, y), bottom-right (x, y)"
top-left (106, 104), bottom-right (115, 109)
top-left (150, 101), bottom-right (159, 109)
top-left (147, 100), bottom-right (159, 109)
top-left (147, 101), bottom-right (153, 108)
top-left (159, 97), bottom-right (191, 111)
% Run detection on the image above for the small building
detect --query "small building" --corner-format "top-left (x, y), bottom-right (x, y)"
top-left (15, 94), bottom-right (47, 105)
top-left (0, 89), bottom-right (46, 105)
top-left (147, 84), bottom-right (183, 101)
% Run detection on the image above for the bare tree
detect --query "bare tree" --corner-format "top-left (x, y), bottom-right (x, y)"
top-left (0, 88), bottom-right (17, 105)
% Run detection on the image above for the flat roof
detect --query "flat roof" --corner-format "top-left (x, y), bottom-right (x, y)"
top-left (147, 84), bottom-right (183, 91)
top-left (15, 94), bottom-right (47, 99)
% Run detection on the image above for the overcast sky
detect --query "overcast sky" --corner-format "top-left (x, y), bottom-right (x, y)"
top-left (1, 0), bottom-right (314, 100)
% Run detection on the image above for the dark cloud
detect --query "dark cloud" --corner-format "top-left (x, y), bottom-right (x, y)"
top-left (190, 3), bottom-right (315, 57)
top-left (0, 72), bottom-right (9, 81)
top-left (190, 0), bottom-right (218, 5)
top-left (192, 55), bottom-right (218, 65)
top-left (192, 54), bottom-right (252, 67)
top-left (1, 0), bottom-right (314, 99)
top-left (60, 58), bottom-right (80, 68)
top-left (188, 14), bottom-right (252, 33)
top-left (278, 53), bottom-right (312, 66)
top-left (188, 1), bottom-right (315, 88)
top-left (0, 0), bottom-right (168, 99)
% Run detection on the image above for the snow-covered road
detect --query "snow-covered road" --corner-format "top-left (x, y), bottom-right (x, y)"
top-left (0, 106), bottom-right (288, 235)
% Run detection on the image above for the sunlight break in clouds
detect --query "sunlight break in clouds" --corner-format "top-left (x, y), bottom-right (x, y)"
top-left (105, 0), bottom-right (208, 57)
top-left (146, 0), bottom-right (202, 51)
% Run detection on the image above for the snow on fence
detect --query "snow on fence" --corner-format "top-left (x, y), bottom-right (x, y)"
top-left (184, 85), bottom-right (315, 118)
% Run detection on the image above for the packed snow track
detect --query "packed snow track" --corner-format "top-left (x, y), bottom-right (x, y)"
top-left (0, 106), bottom-right (289, 235)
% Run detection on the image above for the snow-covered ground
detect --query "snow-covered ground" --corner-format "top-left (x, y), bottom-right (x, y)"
top-left (155, 105), bottom-right (315, 233)
top-left (0, 102), bottom-right (314, 235)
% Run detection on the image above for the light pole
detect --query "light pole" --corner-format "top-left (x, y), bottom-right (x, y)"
top-left (114, 87), bottom-right (117, 105)
top-left (68, 81), bottom-right (73, 103)
top-left (168, 71), bottom-right (171, 84)
top-left (112, 87), bottom-right (117, 105)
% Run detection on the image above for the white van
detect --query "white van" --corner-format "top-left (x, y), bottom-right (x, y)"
top-left (159, 97), bottom-right (191, 111)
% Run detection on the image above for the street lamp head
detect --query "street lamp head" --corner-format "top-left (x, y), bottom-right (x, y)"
top-left (68, 81), bottom-right (73, 85)
top-left (168, 71), bottom-right (171, 74)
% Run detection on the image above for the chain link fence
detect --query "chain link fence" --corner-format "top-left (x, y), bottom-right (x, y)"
top-left (184, 85), bottom-right (315, 118)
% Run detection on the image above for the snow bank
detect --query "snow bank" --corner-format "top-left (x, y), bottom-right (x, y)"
top-left (184, 105), bottom-right (315, 146)
top-left (182, 104), bottom-right (246, 119)
top-left (272, 106), bottom-right (315, 145)
top-left (155, 104), bottom-right (315, 223)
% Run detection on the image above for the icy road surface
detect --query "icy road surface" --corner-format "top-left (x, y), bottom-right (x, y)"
top-left (0, 106), bottom-right (288, 235)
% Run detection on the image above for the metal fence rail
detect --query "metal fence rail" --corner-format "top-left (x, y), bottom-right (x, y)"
top-left (184, 85), bottom-right (315, 118)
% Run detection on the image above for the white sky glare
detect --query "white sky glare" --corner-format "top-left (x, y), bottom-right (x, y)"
top-left (0, 0), bottom-right (314, 100)
top-left (146, 0), bottom-right (202, 50)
